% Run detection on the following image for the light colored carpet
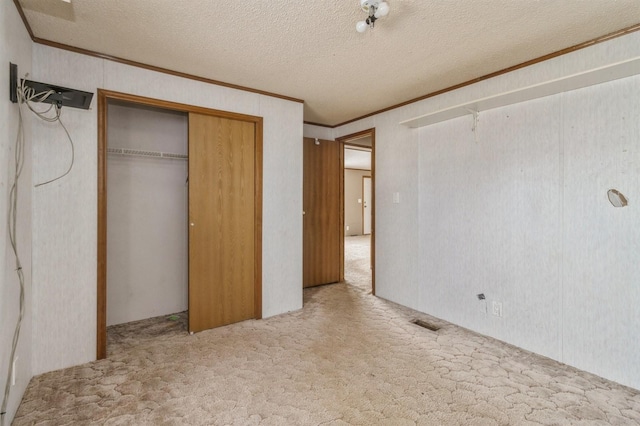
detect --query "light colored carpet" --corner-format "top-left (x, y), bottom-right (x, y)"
top-left (344, 235), bottom-right (371, 293)
top-left (14, 283), bottom-right (640, 425)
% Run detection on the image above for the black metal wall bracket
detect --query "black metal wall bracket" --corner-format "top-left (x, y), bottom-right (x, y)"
top-left (10, 62), bottom-right (18, 103)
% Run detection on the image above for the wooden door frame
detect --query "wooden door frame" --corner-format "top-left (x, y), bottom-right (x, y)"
top-left (97, 89), bottom-right (263, 359)
top-left (337, 129), bottom-right (375, 295)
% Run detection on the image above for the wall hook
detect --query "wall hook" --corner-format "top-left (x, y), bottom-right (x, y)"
top-left (465, 108), bottom-right (480, 143)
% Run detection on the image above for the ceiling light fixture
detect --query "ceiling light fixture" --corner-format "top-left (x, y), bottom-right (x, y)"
top-left (356, 0), bottom-right (390, 33)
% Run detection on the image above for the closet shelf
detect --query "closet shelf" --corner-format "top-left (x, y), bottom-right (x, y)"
top-left (400, 56), bottom-right (640, 129)
top-left (107, 147), bottom-right (188, 160)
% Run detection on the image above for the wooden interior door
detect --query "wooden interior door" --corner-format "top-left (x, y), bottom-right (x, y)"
top-left (363, 176), bottom-right (372, 235)
top-left (303, 138), bottom-right (341, 288)
top-left (188, 113), bottom-right (255, 333)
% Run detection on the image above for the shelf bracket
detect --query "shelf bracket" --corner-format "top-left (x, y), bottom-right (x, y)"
top-left (465, 108), bottom-right (480, 143)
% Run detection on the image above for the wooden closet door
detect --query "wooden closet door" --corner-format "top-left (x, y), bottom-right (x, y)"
top-left (188, 113), bottom-right (255, 333)
top-left (303, 138), bottom-right (341, 287)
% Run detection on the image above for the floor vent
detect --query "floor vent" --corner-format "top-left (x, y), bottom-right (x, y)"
top-left (412, 319), bottom-right (440, 332)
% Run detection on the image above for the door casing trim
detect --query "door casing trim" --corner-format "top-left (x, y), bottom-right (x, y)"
top-left (337, 129), bottom-right (375, 295)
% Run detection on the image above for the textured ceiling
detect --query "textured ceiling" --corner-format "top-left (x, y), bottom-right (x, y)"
top-left (17, 0), bottom-right (640, 126)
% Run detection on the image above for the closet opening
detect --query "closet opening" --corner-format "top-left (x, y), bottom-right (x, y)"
top-left (105, 100), bottom-right (189, 350)
top-left (97, 90), bottom-right (264, 359)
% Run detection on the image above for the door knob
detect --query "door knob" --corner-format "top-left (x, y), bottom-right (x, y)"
top-left (190, 222), bottom-right (195, 226)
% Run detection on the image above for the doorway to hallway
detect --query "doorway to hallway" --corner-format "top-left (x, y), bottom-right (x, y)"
top-left (339, 129), bottom-right (374, 294)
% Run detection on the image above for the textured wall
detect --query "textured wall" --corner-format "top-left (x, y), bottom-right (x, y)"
top-left (561, 75), bottom-right (640, 388)
top-left (259, 95), bottom-right (304, 318)
top-left (302, 124), bottom-right (333, 141)
top-left (418, 97), bottom-right (563, 359)
top-left (416, 73), bottom-right (640, 390)
top-left (31, 46), bottom-right (101, 376)
top-left (0, 2), bottom-right (33, 423)
top-left (106, 103), bottom-right (189, 326)
top-left (30, 45), bottom-right (303, 375)
top-left (334, 31), bottom-right (640, 390)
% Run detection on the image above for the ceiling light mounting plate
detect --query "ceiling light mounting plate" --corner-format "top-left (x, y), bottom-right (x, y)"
top-left (360, 0), bottom-right (377, 12)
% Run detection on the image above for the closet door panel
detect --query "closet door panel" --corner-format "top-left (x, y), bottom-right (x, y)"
top-left (188, 113), bottom-right (255, 333)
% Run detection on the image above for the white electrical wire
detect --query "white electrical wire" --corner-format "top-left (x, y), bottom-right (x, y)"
top-left (19, 77), bottom-right (58, 121)
top-left (34, 116), bottom-right (74, 188)
top-left (1, 76), bottom-right (77, 425)
top-left (17, 77), bottom-right (75, 187)
top-left (1, 79), bottom-right (27, 426)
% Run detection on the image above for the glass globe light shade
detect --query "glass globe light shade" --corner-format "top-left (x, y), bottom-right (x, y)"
top-left (356, 20), bottom-right (368, 33)
top-left (374, 2), bottom-right (389, 18)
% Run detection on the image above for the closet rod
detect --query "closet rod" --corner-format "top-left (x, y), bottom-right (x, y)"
top-left (107, 147), bottom-right (188, 160)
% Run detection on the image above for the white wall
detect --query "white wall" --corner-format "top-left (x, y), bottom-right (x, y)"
top-left (561, 76), bottom-right (640, 385)
top-left (303, 123), bottom-right (333, 141)
top-left (30, 45), bottom-right (303, 375)
top-left (334, 32), bottom-right (640, 390)
top-left (0, 2), bottom-right (32, 423)
top-left (418, 98), bottom-right (563, 358)
top-left (106, 103), bottom-right (188, 326)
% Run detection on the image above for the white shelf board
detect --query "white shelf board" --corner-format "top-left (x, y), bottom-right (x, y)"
top-left (107, 147), bottom-right (187, 160)
top-left (400, 56), bottom-right (640, 129)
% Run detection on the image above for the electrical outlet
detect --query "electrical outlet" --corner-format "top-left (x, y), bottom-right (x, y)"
top-left (346, 225), bottom-right (350, 231)
top-left (492, 301), bottom-right (503, 317)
